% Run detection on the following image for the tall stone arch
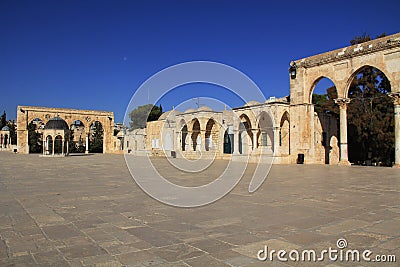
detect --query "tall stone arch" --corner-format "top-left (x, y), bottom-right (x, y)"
top-left (289, 32), bottom-right (400, 166)
top-left (17, 106), bottom-right (114, 154)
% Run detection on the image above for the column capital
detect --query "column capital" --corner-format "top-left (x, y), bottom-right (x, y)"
top-left (388, 92), bottom-right (400, 105)
top-left (334, 98), bottom-right (351, 109)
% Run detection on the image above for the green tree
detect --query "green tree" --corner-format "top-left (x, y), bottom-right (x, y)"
top-left (28, 122), bottom-right (42, 153)
top-left (7, 120), bottom-right (17, 145)
top-left (312, 86), bottom-right (339, 115)
top-left (347, 67), bottom-right (393, 165)
top-left (89, 122), bottom-right (103, 153)
top-left (0, 111), bottom-right (6, 129)
top-left (69, 128), bottom-right (76, 153)
top-left (129, 104), bottom-right (163, 129)
top-left (349, 32), bottom-right (385, 45)
top-left (347, 33), bottom-right (393, 165)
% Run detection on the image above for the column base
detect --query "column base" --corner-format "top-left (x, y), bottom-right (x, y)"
top-left (85, 150), bottom-right (89, 154)
top-left (338, 160), bottom-right (351, 166)
top-left (392, 164), bottom-right (400, 169)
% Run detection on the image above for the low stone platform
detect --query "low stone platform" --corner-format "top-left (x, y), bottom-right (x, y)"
top-left (0, 152), bottom-right (398, 266)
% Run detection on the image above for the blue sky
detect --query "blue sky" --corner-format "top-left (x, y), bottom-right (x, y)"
top-left (1, 0), bottom-right (399, 122)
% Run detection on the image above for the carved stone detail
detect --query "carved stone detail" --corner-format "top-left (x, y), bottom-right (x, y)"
top-left (389, 92), bottom-right (400, 106)
top-left (334, 98), bottom-right (351, 109)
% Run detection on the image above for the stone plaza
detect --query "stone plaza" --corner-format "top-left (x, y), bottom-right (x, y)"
top-left (0, 152), bottom-right (399, 266)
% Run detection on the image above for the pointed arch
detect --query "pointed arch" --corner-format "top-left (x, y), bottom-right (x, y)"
top-left (309, 76), bottom-right (338, 104)
top-left (191, 118), bottom-right (201, 151)
top-left (238, 114), bottom-right (253, 154)
top-left (205, 118), bottom-right (217, 151)
top-left (344, 65), bottom-right (392, 98)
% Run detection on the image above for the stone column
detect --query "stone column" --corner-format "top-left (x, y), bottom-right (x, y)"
top-left (85, 135), bottom-right (89, 154)
top-left (62, 140), bottom-right (64, 155)
top-left (187, 131), bottom-right (192, 151)
top-left (273, 127), bottom-right (280, 155)
top-left (66, 140), bottom-right (69, 155)
top-left (198, 130), bottom-right (203, 152)
top-left (334, 98), bottom-right (351, 166)
top-left (389, 92), bottom-right (400, 168)
top-left (172, 130), bottom-right (175, 151)
top-left (252, 129), bottom-right (258, 152)
top-left (42, 138), bottom-right (45, 155)
top-left (203, 130), bottom-right (207, 151)
top-left (176, 131), bottom-right (181, 152)
top-left (233, 129), bottom-right (240, 155)
top-left (52, 138), bottom-right (55, 156)
top-left (46, 137), bottom-right (50, 155)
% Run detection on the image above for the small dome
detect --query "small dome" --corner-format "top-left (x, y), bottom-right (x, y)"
top-left (245, 101), bottom-right (261, 107)
top-left (158, 110), bottom-right (182, 120)
top-left (44, 116), bottom-right (68, 130)
top-left (184, 108), bottom-right (196, 113)
top-left (1, 126), bottom-right (10, 131)
top-left (197, 106), bottom-right (212, 111)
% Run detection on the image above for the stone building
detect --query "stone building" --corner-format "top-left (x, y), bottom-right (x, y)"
top-left (42, 116), bottom-right (70, 156)
top-left (125, 32), bottom-right (400, 166)
top-left (139, 98), bottom-right (338, 164)
top-left (123, 128), bottom-right (147, 155)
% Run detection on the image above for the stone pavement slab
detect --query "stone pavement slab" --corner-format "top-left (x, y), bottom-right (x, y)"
top-left (0, 152), bottom-right (399, 266)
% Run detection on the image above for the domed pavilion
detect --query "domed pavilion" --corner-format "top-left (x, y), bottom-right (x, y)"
top-left (42, 116), bottom-right (70, 156)
top-left (0, 125), bottom-right (11, 149)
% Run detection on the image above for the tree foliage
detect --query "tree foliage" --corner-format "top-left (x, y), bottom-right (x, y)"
top-left (347, 67), bottom-right (393, 165)
top-left (129, 104), bottom-right (163, 129)
top-left (350, 32), bottom-right (386, 45)
top-left (0, 111), bottom-right (6, 129)
top-left (89, 121), bottom-right (103, 153)
top-left (312, 86), bottom-right (338, 115)
top-left (28, 122), bottom-right (42, 153)
top-left (7, 121), bottom-right (17, 145)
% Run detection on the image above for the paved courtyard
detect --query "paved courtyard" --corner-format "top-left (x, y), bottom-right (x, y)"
top-left (0, 152), bottom-right (399, 266)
